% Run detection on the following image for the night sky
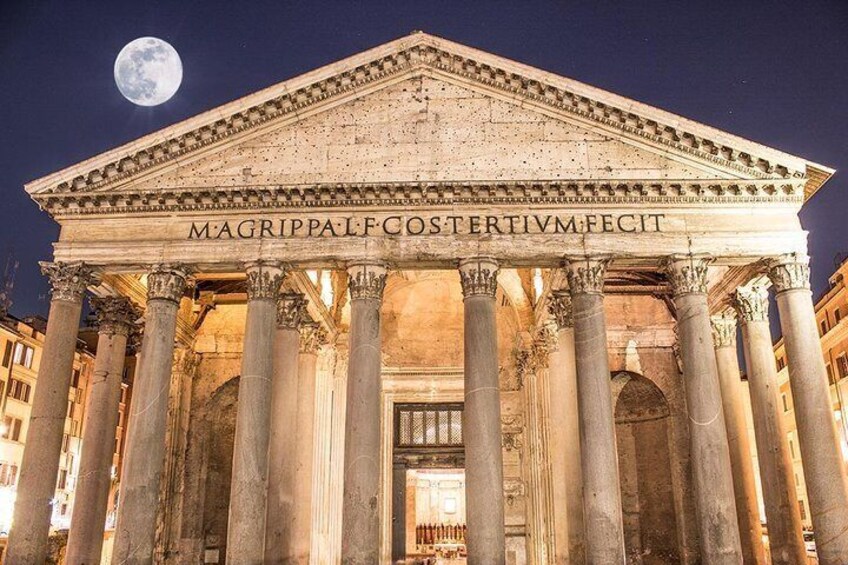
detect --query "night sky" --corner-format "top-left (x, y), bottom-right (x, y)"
top-left (1, 1), bottom-right (846, 321)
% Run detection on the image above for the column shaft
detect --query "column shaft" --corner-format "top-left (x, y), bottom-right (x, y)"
top-left (710, 315), bottom-right (766, 565)
top-left (737, 288), bottom-right (807, 564)
top-left (565, 258), bottom-right (625, 564)
top-left (265, 294), bottom-right (305, 563)
top-left (66, 297), bottom-right (137, 564)
top-left (227, 262), bottom-right (284, 564)
top-left (460, 257), bottom-right (506, 565)
top-left (770, 257), bottom-right (848, 564)
top-left (547, 293), bottom-right (585, 564)
top-left (289, 323), bottom-right (325, 563)
top-left (113, 265), bottom-right (189, 565)
top-left (666, 256), bottom-right (742, 563)
top-left (7, 263), bottom-right (94, 564)
top-left (341, 263), bottom-right (386, 565)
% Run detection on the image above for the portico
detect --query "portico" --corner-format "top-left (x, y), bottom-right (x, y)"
top-left (9, 31), bottom-right (848, 564)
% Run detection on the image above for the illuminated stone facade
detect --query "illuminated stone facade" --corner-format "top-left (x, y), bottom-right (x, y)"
top-left (6, 31), bottom-right (848, 565)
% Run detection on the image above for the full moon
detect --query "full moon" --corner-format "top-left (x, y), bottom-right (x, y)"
top-left (114, 37), bottom-right (182, 106)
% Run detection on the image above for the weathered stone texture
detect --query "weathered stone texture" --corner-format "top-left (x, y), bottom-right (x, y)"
top-left (130, 77), bottom-right (716, 192)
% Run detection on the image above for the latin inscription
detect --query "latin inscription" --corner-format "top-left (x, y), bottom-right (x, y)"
top-left (188, 213), bottom-right (665, 240)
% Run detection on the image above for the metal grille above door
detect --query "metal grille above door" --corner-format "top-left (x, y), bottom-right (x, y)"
top-left (395, 403), bottom-right (464, 448)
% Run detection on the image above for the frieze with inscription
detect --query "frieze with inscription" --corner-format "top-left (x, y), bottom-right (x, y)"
top-left (188, 212), bottom-right (665, 240)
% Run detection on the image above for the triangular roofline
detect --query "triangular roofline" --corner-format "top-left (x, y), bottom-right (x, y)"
top-left (26, 31), bottom-right (834, 201)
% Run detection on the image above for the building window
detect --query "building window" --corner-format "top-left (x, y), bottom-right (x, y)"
top-left (2, 416), bottom-right (23, 442)
top-left (838, 355), bottom-right (848, 381)
top-left (821, 319), bottom-right (829, 336)
top-left (0, 462), bottom-right (18, 486)
top-left (62, 433), bottom-right (70, 453)
top-left (777, 357), bottom-right (786, 371)
top-left (57, 469), bottom-right (67, 490)
top-left (789, 437), bottom-right (796, 458)
top-left (71, 368), bottom-right (80, 389)
top-left (7, 378), bottom-right (31, 403)
top-left (782, 393), bottom-right (790, 413)
top-left (799, 500), bottom-right (807, 521)
top-left (1, 342), bottom-right (12, 368)
top-left (837, 308), bottom-right (843, 324)
top-left (12, 343), bottom-right (34, 369)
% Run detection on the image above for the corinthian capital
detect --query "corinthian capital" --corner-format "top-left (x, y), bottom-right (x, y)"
top-left (710, 314), bottom-right (737, 348)
top-left (767, 254), bottom-right (810, 293)
top-left (538, 321), bottom-right (560, 353)
top-left (347, 263), bottom-right (387, 301)
top-left (734, 286), bottom-right (770, 323)
top-left (663, 254), bottom-right (712, 296)
top-left (563, 256), bottom-right (609, 295)
top-left (458, 257), bottom-right (499, 299)
top-left (548, 291), bottom-right (573, 328)
top-left (277, 292), bottom-right (307, 329)
top-left (244, 261), bottom-right (285, 301)
top-left (147, 264), bottom-right (192, 304)
top-left (90, 296), bottom-right (141, 336)
top-left (299, 321), bottom-right (328, 354)
top-left (40, 262), bottom-right (98, 304)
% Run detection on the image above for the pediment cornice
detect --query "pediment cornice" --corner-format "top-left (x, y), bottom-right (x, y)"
top-left (26, 32), bottom-right (832, 209)
top-left (41, 179), bottom-right (804, 216)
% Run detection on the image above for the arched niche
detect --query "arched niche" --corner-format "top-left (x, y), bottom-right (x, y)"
top-left (612, 371), bottom-right (679, 564)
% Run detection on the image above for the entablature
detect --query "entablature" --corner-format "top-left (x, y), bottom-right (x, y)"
top-left (36, 179), bottom-right (805, 217)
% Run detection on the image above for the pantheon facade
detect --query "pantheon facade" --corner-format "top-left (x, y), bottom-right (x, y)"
top-left (6, 32), bottom-right (848, 564)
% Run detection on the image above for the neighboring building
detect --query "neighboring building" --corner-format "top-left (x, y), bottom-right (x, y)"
top-left (0, 312), bottom-right (134, 560)
top-left (0, 314), bottom-right (93, 536)
top-left (770, 256), bottom-right (848, 529)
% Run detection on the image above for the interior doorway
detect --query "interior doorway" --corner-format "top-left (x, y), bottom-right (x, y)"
top-left (392, 403), bottom-right (466, 564)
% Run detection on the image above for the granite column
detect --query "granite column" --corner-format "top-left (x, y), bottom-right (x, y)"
top-left (547, 291), bottom-right (585, 564)
top-left (66, 296), bottom-right (139, 565)
top-left (265, 293), bottom-right (306, 563)
top-left (459, 257), bottom-right (506, 565)
top-left (736, 286), bottom-right (806, 564)
top-left (227, 261), bottom-right (285, 564)
top-left (6, 262), bottom-right (96, 564)
top-left (113, 264), bottom-right (190, 565)
top-left (564, 256), bottom-right (625, 564)
top-left (341, 262), bottom-right (387, 565)
top-left (710, 313), bottom-right (766, 565)
top-left (665, 255), bottom-right (742, 563)
top-left (769, 255), bottom-right (848, 564)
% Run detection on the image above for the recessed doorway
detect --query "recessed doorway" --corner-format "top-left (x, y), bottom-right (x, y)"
top-left (392, 403), bottom-right (466, 564)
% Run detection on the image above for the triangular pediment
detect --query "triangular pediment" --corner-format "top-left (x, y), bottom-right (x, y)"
top-left (27, 31), bottom-right (832, 212)
top-left (114, 75), bottom-right (731, 193)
